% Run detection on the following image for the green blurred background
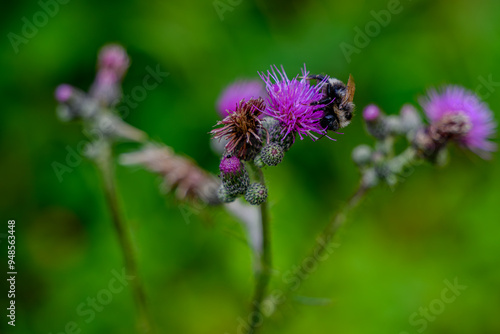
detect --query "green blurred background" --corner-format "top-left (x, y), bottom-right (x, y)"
top-left (1, 0), bottom-right (499, 333)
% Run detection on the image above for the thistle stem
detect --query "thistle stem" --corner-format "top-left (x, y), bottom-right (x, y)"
top-left (277, 182), bottom-right (370, 310)
top-left (311, 183), bottom-right (369, 261)
top-left (96, 141), bottom-right (152, 334)
top-left (247, 165), bottom-right (272, 334)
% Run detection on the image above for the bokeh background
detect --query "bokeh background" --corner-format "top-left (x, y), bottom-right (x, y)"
top-left (1, 0), bottom-right (500, 333)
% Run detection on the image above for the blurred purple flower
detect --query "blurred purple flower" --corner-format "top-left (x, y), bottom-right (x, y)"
top-left (260, 65), bottom-right (328, 141)
top-left (216, 80), bottom-right (266, 118)
top-left (55, 84), bottom-right (74, 103)
top-left (363, 104), bottom-right (381, 122)
top-left (420, 86), bottom-right (497, 157)
top-left (98, 44), bottom-right (130, 80)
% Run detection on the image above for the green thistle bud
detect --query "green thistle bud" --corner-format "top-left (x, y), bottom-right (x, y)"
top-left (352, 145), bottom-right (373, 166)
top-left (261, 143), bottom-right (284, 166)
top-left (260, 116), bottom-right (295, 152)
top-left (220, 156), bottom-right (250, 195)
top-left (244, 182), bottom-right (268, 205)
top-left (217, 185), bottom-right (238, 203)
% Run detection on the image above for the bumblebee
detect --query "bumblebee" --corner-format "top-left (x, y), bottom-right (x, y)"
top-left (308, 74), bottom-right (356, 131)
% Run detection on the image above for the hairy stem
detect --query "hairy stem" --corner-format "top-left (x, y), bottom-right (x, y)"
top-left (247, 165), bottom-right (272, 334)
top-left (97, 141), bottom-right (152, 334)
top-left (311, 183), bottom-right (369, 261)
top-left (276, 182), bottom-right (370, 311)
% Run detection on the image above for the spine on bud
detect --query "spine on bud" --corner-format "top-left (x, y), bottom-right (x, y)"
top-left (244, 182), bottom-right (268, 205)
top-left (261, 143), bottom-right (284, 166)
top-left (219, 155), bottom-right (250, 196)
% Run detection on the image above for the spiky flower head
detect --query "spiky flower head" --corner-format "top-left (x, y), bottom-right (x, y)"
top-left (219, 155), bottom-right (243, 174)
top-left (219, 155), bottom-right (250, 196)
top-left (260, 65), bottom-right (328, 142)
top-left (261, 143), bottom-right (285, 166)
top-left (211, 98), bottom-right (264, 161)
top-left (245, 182), bottom-right (268, 205)
top-left (217, 185), bottom-right (238, 203)
top-left (420, 86), bottom-right (497, 157)
top-left (216, 80), bottom-right (266, 118)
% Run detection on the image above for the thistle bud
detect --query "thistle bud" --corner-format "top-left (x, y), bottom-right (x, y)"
top-left (363, 105), bottom-right (387, 139)
top-left (55, 84), bottom-right (74, 103)
top-left (385, 115), bottom-right (402, 136)
top-left (261, 143), bottom-right (284, 166)
top-left (244, 182), bottom-right (268, 205)
top-left (217, 185), bottom-right (238, 203)
top-left (220, 155), bottom-right (250, 195)
top-left (399, 104), bottom-right (422, 136)
top-left (55, 85), bottom-right (98, 121)
top-left (352, 145), bottom-right (373, 166)
top-left (362, 168), bottom-right (379, 188)
top-left (260, 116), bottom-right (294, 152)
top-left (363, 104), bottom-right (381, 122)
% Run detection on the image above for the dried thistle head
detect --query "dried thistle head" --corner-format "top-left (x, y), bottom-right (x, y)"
top-left (120, 144), bottom-right (220, 205)
top-left (210, 98), bottom-right (264, 161)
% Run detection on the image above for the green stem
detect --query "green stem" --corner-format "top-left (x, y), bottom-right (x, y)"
top-left (278, 182), bottom-right (369, 308)
top-left (247, 165), bottom-right (272, 334)
top-left (311, 183), bottom-right (369, 261)
top-left (97, 141), bottom-right (152, 334)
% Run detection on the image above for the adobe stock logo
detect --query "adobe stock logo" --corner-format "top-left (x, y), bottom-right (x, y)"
top-left (400, 277), bottom-right (467, 334)
top-left (7, 0), bottom-right (71, 54)
top-left (340, 0), bottom-right (405, 64)
top-left (213, 0), bottom-right (242, 21)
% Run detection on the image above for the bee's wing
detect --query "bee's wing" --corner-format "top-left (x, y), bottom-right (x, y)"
top-left (342, 74), bottom-right (356, 105)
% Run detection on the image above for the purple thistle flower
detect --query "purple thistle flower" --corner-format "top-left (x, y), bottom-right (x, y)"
top-left (98, 44), bottom-right (130, 80)
top-left (55, 84), bottom-right (74, 103)
top-left (216, 80), bottom-right (266, 118)
top-left (259, 65), bottom-right (329, 142)
top-left (420, 86), bottom-right (497, 157)
top-left (363, 104), bottom-right (381, 122)
top-left (220, 155), bottom-right (243, 174)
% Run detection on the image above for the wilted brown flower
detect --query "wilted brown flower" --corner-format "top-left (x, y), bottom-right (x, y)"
top-left (120, 144), bottom-right (220, 204)
top-left (210, 98), bottom-right (264, 160)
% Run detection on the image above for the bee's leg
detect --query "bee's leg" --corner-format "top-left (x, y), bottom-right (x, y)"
top-left (310, 97), bottom-right (333, 106)
top-left (305, 74), bottom-right (325, 81)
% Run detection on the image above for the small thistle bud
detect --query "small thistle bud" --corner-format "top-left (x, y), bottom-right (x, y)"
top-left (55, 84), bottom-right (74, 103)
top-left (244, 182), bottom-right (268, 205)
top-left (385, 115), bottom-right (402, 135)
top-left (363, 105), bottom-right (388, 139)
top-left (363, 104), bottom-right (381, 122)
top-left (374, 162), bottom-right (391, 179)
top-left (55, 85), bottom-right (98, 121)
top-left (362, 168), bottom-right (379, 188)
top-left (217, 185), bottom-right (238, 203)
top-left (220, 155), bottom-right (250, 195)
top-left (260, 116), bottom-right (295, 152)
top-left (261, 143), bottom-right (284, 166)
top-left (352, 145), bottom-right (373, 166)
top-left (400, 104), bottom-right (422, 136)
